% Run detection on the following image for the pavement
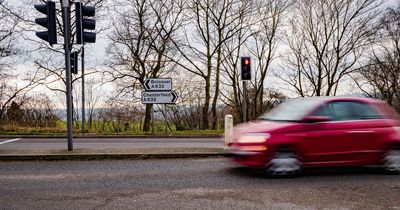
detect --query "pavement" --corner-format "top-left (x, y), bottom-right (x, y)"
top-left (0, 136), bottom-right (228, 161)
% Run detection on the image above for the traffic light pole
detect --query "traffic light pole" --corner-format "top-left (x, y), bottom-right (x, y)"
top-left (240, 57), bottom-right (250, 123)
top-left (81, 46), bottom-right (85, 133)
top-left (242, 80), bottom-right (247, 123)
top-left (62, 0), bottom-right (73, 151)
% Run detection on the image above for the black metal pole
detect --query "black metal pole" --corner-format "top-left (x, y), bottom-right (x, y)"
top-left (242, 80), bottom-right (247, 123)
top-left (62, 0), bottom-right (73, 151)
top-left (164, 104), bottom-right (167, 134)
top-left (81, 46), bottom-right (85, 133)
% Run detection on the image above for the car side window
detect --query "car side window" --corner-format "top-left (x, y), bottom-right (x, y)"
top-left (330, 102), bottom-right (356, 121)
top-left (314, 101), bottom-right (382, 121)
top-left (314, 104), bottom-right (333, 118)
top-left (351, 102), bottom-right (382, 119)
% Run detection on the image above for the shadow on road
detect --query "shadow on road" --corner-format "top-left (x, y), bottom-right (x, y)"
top-left (227, 166), bottom-right (392, 179)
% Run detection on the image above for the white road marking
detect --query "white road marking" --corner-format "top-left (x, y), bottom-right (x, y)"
top-left (0, 138), bottom-right (22, 145)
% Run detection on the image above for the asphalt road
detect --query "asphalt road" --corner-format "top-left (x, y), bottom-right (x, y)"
top-left (1, 158), bottom-right (399, 210)
top-left (0, 137), bottom-right (223, 150)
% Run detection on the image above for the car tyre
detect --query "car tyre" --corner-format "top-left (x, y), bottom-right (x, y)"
top-left (383, 148), bottom-right (400, 174)
top-left (266, 151), bottom-right (302, 177)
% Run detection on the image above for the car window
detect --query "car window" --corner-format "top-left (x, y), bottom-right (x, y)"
top-left (259, 99), bottom-right (322, 122)
top-left (331, 102), bottom-right (355, 121)
top-left (313, 101), bottom-right (381, 121)
top-left (314, 104), bottom-right (333, 117)
top-left (351, 102), bottom-right (382, 119)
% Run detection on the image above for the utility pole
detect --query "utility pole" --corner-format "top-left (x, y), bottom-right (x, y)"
top-left (62, 0), bottom-right (73, 151)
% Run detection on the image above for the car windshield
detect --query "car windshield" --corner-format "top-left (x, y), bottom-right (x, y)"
top-left (259, 99), bottom-right (322, 122)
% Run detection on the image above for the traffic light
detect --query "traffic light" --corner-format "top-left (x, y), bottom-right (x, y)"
top-left (71, 51), bottom-right (78, 74)
top-left (241, 57), bottom-right (251, 80)
top-left (75, 2), bottom-right (96, 44)
top-left (34, 1), bottom-right (57, 45)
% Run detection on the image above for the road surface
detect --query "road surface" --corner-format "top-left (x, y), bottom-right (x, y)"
top-left (1, 158), bottom-right (399, 209)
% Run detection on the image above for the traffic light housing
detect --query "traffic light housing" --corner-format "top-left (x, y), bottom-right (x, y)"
top-left (241, 57), bottom-right (251, 80)
top-left (34, 1), bottom-right (57, 45)
top-left (75, 2), bottom-right (96, 44)
top-left (71, 51), bottom-right (78, 74)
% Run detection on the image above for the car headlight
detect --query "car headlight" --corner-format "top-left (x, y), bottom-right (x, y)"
top-left (238, 133), bottom-right (271, 143)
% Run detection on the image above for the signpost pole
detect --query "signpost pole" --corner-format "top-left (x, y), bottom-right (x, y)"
top-left (151, 106), bottom-right (154, 134)
top-left (164, 104), bottom-right (167, 135)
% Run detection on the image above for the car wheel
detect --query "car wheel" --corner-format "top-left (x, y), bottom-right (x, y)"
top-left (383, 148), bottom-right (400, 174)
top-left (266, 151), bottom-right (302, 177)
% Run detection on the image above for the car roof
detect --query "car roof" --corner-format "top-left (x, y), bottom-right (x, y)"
top-left (293, 96), bottom-right (381, 104)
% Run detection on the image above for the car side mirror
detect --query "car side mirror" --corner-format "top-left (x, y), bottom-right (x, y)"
top-left (302, 116), bottom-right (331, 123)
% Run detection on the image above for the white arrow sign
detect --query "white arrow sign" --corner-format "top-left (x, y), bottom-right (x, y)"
top-left (144, 78), bottom-right (172, 91)
top-left (141, 91), bottom-right (178, 104)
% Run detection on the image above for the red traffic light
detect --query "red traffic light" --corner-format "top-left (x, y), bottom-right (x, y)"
top-left (241, 57), bottom-right (251, 80)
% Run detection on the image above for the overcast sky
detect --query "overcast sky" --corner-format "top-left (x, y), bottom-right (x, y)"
top-left (5, 0), bottom-right (400, 108)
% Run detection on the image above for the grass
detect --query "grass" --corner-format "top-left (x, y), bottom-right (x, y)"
top-left (0, 122), bottom-right (224, 136)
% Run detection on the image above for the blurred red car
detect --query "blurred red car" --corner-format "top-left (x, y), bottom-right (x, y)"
top-left (228, 97), bottom-right (400, 176)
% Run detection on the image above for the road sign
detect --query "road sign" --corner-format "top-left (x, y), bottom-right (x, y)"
top-left (144, 78), bottom-right (172, 91)
top-left (141, 91), bottom-right (178, 104)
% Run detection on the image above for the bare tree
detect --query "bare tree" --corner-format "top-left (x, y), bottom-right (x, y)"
top-left (218, 1), bottom-right (253, 123)
top-left (0, 0), bottom-right (108, 128)
top-left (83, 78), bottom-right (102, 130)
top-left (355, 5), bottom-right (400, 111)
top-left (20, 94), bottom-right (59, 127)
top-left (31, 0), bottom-right (107, 92)
top-left (0, 0), bottom-right (41, 121)
top-left (167, 74), bottom-right (204, 130)
top-left (278, 0), bottom-right (381, 97)
top-left (169, 0), bottom-right (251, 129)
top-left (246, 0), bottom-right (292, 119)
top-left (98, 98), bottom-right (143, 133)
top-left (105, 0), bottom-right (184, 132)
top-left (218, 0), bottom-right (290, 121)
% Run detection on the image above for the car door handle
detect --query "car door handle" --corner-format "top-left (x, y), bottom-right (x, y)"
top-left (346, 130), bottom-right (374, 134)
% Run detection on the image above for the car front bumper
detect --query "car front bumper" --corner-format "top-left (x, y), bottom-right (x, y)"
top-left (226, 148), bottom-right (268, 168)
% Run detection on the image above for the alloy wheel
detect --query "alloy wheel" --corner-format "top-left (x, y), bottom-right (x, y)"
top-left (266, 152), bottom-right (302, 177)
top-left (383, 149), bottom-right (400, 173)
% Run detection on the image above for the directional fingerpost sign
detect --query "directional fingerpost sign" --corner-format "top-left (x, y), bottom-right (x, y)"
top-left (141, 78), bottom-right (178, 104)
top-left (145, 78), bottom-right (172, 91)
top-left (141, 91), bottom-right (178, 104)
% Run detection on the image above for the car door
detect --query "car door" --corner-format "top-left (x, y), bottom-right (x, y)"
top-left (343, 101), bottom-right (388, 164)
top-left (301, 101), bottom-right (385, 166)
top-left (300, 101), bottom-right (357, 165)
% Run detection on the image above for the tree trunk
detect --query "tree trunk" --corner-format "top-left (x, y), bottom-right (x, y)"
top-left (257, 87), bottom-right (264, 117)
top-left (202, 84), bottom-right (211, 130)
top-left (211, 42), bottom-right (222, 129)
top-left (202, 75), bottom-right (211, 130)
top-left (143, 104), bottom-right (153, 132)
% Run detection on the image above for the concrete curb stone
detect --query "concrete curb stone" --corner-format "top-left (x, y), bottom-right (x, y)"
top-left (0, 148), bottom-right (229, 161)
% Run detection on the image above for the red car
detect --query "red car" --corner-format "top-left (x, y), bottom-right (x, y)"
top-left (228, 97), bottom-right (400, 176)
